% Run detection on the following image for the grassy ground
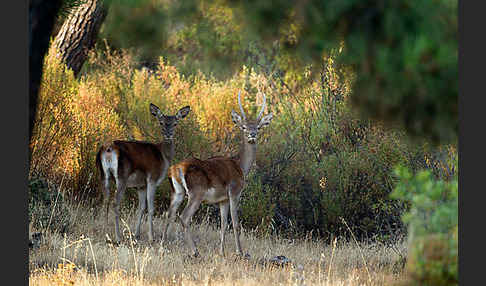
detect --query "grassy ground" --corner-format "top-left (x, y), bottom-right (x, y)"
top-left (29, 199), bottom-right (409, 286)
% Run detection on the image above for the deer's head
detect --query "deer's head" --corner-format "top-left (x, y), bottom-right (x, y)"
top-left (231, 91), bottom-right (273, 144)
top-left (150, 103), bottom-right (191, 140)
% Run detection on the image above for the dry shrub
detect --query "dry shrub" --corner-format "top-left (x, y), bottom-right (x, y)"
top-left (30, 46), bottom-right (127, 196)
top-left (30, 47), bottom-right (79, 183)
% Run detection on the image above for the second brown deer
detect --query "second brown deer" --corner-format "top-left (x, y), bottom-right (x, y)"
top-left (163, 91), bottom-right (273, 257)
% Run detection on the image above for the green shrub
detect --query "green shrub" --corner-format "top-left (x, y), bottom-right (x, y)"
top-left (29, 177), bottom-right (71, 233)
top-left (391, 165), bottom-right (458, 285)
top-left (240, 172), bottom-right (277, 235)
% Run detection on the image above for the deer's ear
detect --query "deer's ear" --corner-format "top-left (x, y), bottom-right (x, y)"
top-left (258, 113), bottom-right (273, 129)
top-left (150, 103), bottom-right (162, 117)
top-left (176, 106), bottom-right (191, 119)
top-left (231, 110), bottom-right (244, 128)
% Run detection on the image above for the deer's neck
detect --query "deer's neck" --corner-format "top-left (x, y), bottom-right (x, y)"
top-left (238, 136), bottom-right (257, 178)
top-left (158, 139), bottom-right (175, 162)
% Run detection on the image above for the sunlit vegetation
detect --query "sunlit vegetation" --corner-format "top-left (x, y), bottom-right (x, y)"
top-left (29, 1), bottom-right (457, 284)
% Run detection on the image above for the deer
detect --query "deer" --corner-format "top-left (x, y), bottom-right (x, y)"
top-left (162, 91), bottom-right (273, 257)
top-left (95, 103), bottom-right (190, 244)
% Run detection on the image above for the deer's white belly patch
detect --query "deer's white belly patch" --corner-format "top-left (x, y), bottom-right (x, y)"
top-left (127, 171), bottom-right (146, 188)
top-left (203, 187), bottom-right (227, 204)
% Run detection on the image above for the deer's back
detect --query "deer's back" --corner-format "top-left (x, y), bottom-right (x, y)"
top-left (169, 157), bottom-right (243, 191)
top-left (97, 140), bottom-right (166, 179)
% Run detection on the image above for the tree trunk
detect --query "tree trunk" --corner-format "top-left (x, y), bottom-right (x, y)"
top-left (29, 0), bottom-right (63, 164)
top-left (52, 0), bottom-right (107, 77)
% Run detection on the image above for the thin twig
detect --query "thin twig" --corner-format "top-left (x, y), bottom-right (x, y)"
top-left (72, 172), bottom-right (93, 223)
top-left (87, 237), bottom-right (99, 280)
top-left (340, 217), bottom-right (372, 283)
top-left (121, 218), bottom-right (139, 279)
top-left (326, 237), bottom-right (337, 285)
top-left (46, 172), bottom-right (66, 232)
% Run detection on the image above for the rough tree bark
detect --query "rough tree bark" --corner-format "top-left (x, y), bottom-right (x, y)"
top-left (52, 0), bottom-right (107, 77)
top-left (29, 0), bottom-right (63, 162)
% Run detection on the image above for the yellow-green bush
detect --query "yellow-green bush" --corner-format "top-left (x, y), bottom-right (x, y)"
top-left (31, 47), bottom-right (127, 194)
top-left (30, 47), bottom-right (79, 182)
top-left (391, 166), bottom-right (458, 285)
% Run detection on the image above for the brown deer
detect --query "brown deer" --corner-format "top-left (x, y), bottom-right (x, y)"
top-left (163, 91), bottom-right (273, 257)
top-left (95, 103), bottom-right (190, 243)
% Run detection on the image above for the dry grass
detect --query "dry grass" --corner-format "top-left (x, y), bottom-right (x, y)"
top-left (29, 200), bottom-right (408, 286)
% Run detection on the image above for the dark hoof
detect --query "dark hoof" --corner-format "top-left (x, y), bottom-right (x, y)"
top-left (193, 251), bottom-right (200, 258)
top-left (145, 238), bottom-right (155, 245)
top-left (104, 234), bottom-right (120, 246)
top-left (242, 253), bottom-right (251, 260)
top-left (105, 239), bottom-right (120, 247)
top-left (29, 232), bottom-right (43, 249)
top-left (183, 251), bottom-right (201, 263)
top-left (233, 252), bottom-right (251, 261)
top-left (268, 255), bottom-right (292, 267)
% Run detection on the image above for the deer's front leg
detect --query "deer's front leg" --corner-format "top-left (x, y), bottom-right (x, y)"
top-left (146, 181), bottom-right (157, 242)
top-left (113, 179), bottom-right (126, 243)
top-left (219, 201), bottom-right (229, 256)
top-left (102, 177), bottom-right (111, 226)
top-left (229, 194), bottom-right (243, 256)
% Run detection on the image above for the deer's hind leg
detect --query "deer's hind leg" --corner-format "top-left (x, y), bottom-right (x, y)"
top-left (229, 181), bottom-right (244, 256)
top-left (162, 177), bottom-right (185, 242)
top-left (179, 191), bottom-right (203, 257)
top-left (134, 188), bottom-right (147, 240)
